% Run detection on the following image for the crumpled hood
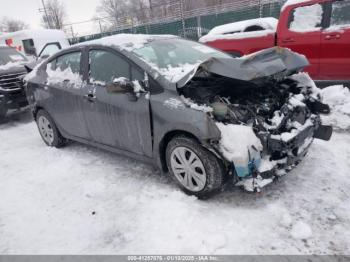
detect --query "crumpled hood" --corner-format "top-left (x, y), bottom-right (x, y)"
top-left (176, 47), bottom-right (309, 88)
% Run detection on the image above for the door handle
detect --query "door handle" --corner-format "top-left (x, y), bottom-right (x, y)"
top-left (84, 93), bottom-right (96, 102)
top-left (282, 37), bottom-right (295, 43)
top-left (325, 34), bottom-right (341, 40)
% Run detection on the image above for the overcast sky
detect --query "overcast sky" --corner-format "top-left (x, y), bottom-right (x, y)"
top-left (0, 0), bottom-right (101, 36)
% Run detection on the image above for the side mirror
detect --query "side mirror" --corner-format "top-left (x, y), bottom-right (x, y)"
top-left (26, 47), bottom-right (37, 57)
top-left (107, 78), bottom-right (134, 94)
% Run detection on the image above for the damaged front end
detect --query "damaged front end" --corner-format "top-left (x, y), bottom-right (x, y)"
top-left (177, 47), bottom-right (333, 192)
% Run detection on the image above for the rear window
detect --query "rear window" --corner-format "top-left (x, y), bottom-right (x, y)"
top-left (0, 48), bottom-right (27, 66)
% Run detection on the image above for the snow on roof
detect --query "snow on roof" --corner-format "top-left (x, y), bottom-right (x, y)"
top-left (281, 0), bottom-right (313, 12)
top-left (0, 29), bottom-right (67, 40)
top-left (199, 17), bottom-right (278, 43)
top-left (207, 17), bottom-right (277, 35)
top-left (199, 29), bottom-right (275, 43)
top-left (79, 34), bottom-right (177, 52)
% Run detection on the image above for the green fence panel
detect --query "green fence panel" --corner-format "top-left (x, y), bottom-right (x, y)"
top-left (71, 2), bottom-right (284, 44)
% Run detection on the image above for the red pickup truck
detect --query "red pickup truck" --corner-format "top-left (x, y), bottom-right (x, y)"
top-left (200, 0), bottom-right (350, 85)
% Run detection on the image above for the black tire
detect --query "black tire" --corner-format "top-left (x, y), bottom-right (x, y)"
top-left (0, 107), bottom-right (7, 119)
top-left (166, 136), bottom-right (225, 198)
top-left (36, 109), bottom-right (66, 148)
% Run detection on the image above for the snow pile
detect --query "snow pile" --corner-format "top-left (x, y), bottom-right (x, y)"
top-left (290, 221), bottom-right (313, 240)
top-left (321, 85), bottom-right (350, 130)
top-left (216, 123), bottom-right (263, 165)
top-left (289, 4), bottom-right (323, 32)
top-left (46, 66), bottom-right (82, 87)
top-left (199, 17), bottom-right (277, 43)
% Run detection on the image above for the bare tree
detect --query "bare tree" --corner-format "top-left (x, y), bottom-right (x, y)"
top-left (0, 17), bottom-right (28, 32)
top-left (41, 0), bottom-right (66, 30)
top-left (96, 0), bottom-right (130, 29)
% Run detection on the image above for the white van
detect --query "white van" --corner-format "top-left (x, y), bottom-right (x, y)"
top-left (0, 29), bottom-right (70, 59)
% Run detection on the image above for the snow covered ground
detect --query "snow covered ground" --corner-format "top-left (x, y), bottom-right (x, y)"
top-left (0, 87), bottom-right (349, 254)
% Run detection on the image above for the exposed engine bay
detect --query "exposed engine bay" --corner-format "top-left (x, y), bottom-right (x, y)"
top-left (179, 69), bottom-right (333, 192)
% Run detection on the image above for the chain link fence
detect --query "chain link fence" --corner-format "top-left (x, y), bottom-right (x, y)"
top-left (67, 0), bottom-right (284, 44)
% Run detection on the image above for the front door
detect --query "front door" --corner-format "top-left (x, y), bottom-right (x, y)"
top-left (44, 50), bottom-right (91, 140)
top-left (81, 48), bottom-right (153, 157)
top-left (278, 2), bottom-right (325, 79)
top-left (320, 0), bottom-right (350, 80)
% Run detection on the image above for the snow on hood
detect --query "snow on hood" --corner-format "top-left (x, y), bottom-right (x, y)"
top-left (0, 61), bottom-right (26, 71)
top-left (176, 47), bottom-right (309, 88)
top-left (199, 29), bottom-right (275, 43)
top-left (78, 34), bottom-right (176, 52)
top-left (199, 17), bottom-right (278, 43)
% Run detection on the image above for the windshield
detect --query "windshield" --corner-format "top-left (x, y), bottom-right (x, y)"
top-left (0, 47), bottom-right (27, 66)
top-left (132, 39), bottom-right (231, 82)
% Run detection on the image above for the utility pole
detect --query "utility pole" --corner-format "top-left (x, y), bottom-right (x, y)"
top-left (41, 0), bottom-right (52, 28)
top-left (98, 20), bottom-right (103, 33)
top-left (179, 0), bottom-right (186, 38)
top-left (259, 0), bottom-right (263, 18)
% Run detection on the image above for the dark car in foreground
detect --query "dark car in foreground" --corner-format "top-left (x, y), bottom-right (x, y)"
top-left (25, 34), bottom-right (332, 197)
top-left (0, 46), bottom-right (29, 118)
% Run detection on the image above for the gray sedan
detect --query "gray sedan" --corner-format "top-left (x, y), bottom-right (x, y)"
top-left (25, 34), bottom-right (332, 198)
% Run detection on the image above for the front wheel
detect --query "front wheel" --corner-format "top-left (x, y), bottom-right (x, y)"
top-left (36, 109), bottom-right (66, 148)
top-left (166, 136), bottom-right (225, 198)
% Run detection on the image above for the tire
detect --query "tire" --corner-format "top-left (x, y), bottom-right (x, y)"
top-left (0, 107), bottom-right (7, 119)
top-left (36, 109), bottom-right (66, 148)
top-left (166, 136), bottom-right (225, 198)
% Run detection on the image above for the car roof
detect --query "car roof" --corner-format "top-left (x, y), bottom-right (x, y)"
top-left (77, 34), bottom-right (178, 52)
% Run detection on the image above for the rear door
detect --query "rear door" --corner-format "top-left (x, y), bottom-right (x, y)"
top-left (278, 2), bottom-right (326, 79)
top-left (320, 0), bottom-right (350, 80)
top-left (81, 47), bottom-right (153, 157)
top-left (44, 50), bottom-right (90, 140)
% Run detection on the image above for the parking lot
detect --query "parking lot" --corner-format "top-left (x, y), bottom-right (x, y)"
top-left (0, 110), bottom-right (349, 254)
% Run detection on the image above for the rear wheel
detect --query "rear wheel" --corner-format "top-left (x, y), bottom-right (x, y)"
top-left (36, 110), bottom-right (66, 148)
top-left (166, 136), bottom-right (225, 198)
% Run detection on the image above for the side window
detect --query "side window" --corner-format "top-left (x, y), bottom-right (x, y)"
top-left (22, 39), bottom-right (35, 55)
top-left (289, 4), bottom-right (323, 32)
top-left (131, 67), bottom-right (144, 81)
top-left (40, 43), bottom-right (61, 58)
top-left (55, 52), bottom-right (81, 74)
top-left (330, 1), bottom-right (350, 28)
top-left (89, 50), bottom-right (130, 84)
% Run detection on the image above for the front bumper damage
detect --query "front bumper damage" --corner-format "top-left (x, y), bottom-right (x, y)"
top-left (233, 117), bottom-right (332, 192)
